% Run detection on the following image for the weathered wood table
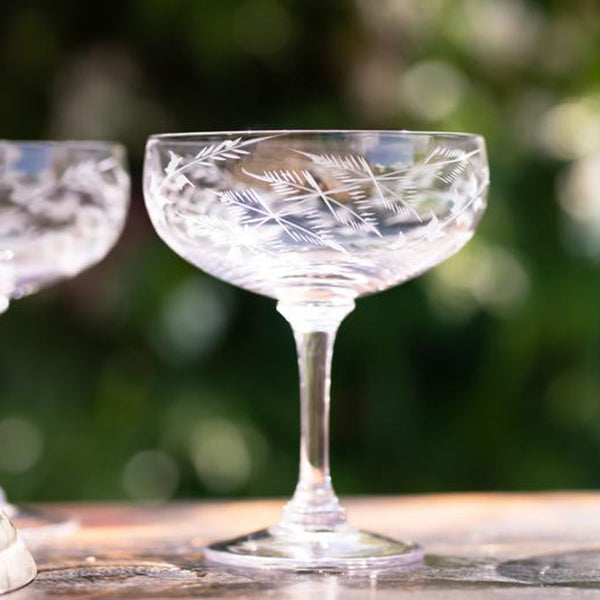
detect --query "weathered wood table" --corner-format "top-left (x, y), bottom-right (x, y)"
top-left (10, 493), bottom-right (600, 598)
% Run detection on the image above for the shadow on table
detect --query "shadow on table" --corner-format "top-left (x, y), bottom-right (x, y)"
top-left (497, 549), bottom-right (600, 588)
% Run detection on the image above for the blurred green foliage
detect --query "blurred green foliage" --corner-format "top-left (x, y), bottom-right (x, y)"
top-left (1, 0), bottom-right (600, 502)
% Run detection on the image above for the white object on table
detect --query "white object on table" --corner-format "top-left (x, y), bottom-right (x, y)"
top-left (0, 510), bottom-right (36, 594)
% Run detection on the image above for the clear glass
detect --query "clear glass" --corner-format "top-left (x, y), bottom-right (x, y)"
top-left (0, 510), bottom-right (36, 594)
top-left (144, 130), bottom-right (489, 570)
top-left (0, 140), bottom-right (130, 539)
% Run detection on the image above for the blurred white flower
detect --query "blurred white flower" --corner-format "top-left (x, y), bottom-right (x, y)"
top-left (557, 151), bottom-right (600, 257)
top-left (355, 0), bottom-right (445, 39)
top-left (450, 0), bottom-right (543, 67)
top-left (558, 151), bottom-right (600, 222)
top-left (539, 99), bottom-right (600, 160)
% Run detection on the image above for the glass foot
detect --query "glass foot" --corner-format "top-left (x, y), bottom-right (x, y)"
top-left (5, 506), bottom-right (77, 545)
top-left (205, 525), bottom-right (423, 571)
top-left (0, 511), bottom-right (36, 594)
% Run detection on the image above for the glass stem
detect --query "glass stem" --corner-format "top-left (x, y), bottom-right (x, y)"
top-left (277, 298), bottom-right (355, 532)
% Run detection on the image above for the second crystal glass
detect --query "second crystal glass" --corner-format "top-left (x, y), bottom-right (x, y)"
top-left (144, 130), bottom-right (489, 569)
top-left (0, 140), bottom-right (130, 540)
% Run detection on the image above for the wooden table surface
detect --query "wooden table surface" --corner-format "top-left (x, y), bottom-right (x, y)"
top-left (10, 493), bottom-right (600, 599)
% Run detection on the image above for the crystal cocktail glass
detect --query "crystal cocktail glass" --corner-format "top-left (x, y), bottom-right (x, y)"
top-left (0, 140), bottom-right (130, 540)
top-left (144, 130), bottom-right (488, 570)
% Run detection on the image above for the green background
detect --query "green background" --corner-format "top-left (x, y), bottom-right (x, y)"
top-left (1, 0), bottom-right (600, 503)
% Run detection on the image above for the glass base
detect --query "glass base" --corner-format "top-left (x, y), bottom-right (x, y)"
top-left (4, 505), bottom-right (77, 545)
top-left (0, 511), bottom-right (36, 595)
top-left (205, 525), bottom-right (423, 571)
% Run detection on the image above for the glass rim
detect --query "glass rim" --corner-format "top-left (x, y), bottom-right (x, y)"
top-left (0, 139), bottom-right (127, 152)
top-left (147, 129), bottom-right (485, 144)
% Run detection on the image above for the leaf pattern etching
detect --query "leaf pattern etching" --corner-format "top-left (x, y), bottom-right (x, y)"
top-left (152, 134), bottom-right (283, 197)
top-left (0, 144), bottom-right (129, 301)
top-left (146, 134), bottom-right (488, 299)
top-left (240, 167), bottom-right (381, 237)
top-left (218, 187), bottom-right (346, 252)
top-left (292, 150), bottom-right (406, 215)
top-left (294, 147), bottom-right (481, 222)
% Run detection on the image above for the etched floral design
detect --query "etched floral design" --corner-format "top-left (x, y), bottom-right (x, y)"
top-left (145, 132), bottom-right (488, 298)
top-left (0, 142), bottom-right (129, 306)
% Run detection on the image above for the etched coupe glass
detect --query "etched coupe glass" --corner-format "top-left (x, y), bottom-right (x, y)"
top-left (0, 140), bottom-right (130, 538)
top-left (144, 130), bottom-right (489, 569)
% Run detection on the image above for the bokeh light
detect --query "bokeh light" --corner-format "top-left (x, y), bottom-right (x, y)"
top-left (539, 99), bottom-right (600, 161)
top-left (557, 150), bottom-right (600, 257)
top-left (449, 0), bottom-right (543, 67)
top-left (427, 241), bottom-right (529, 319)
top-left (151, 277), bottom-right (233, 365)
top-left (400, 61), bottom-right (467, 122)
top-left (122, 450), bottom-right (179, 502)
top-left (190, 417), bottom-right (254, 493)
top-left (0, 417), bottom-right (43, 474)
